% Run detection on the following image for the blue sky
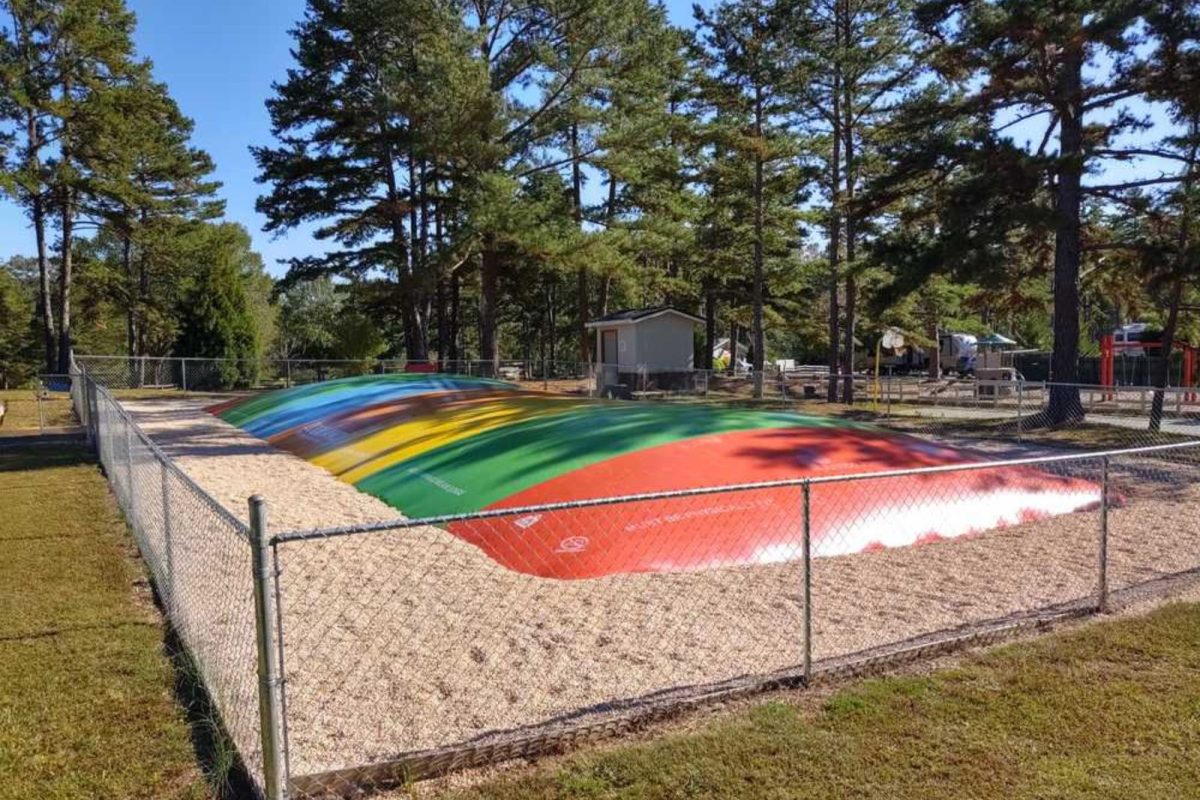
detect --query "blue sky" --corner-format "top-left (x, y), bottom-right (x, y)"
top-left (0, 0), bottom-right (713, 273)
top-left (0, 0), bottom-right (1177, 275)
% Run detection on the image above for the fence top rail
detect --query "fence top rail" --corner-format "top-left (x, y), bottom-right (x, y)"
top-left (69, 354), bottom-right (1200, 391)
top-left (76, 354), bottom-right (404, 366)
top-left (270, 438), bottom-right (1200, 546)
top-left (84, 372), bottom-right (251, 539)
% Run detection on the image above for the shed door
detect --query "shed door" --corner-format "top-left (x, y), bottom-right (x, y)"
top-left (601, 330), bottom-right (618, 364)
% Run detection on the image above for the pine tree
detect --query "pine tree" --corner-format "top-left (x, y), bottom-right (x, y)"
top-left (44, 0), bottom-right (142, 372)
top-left (1122, 1), bottom-right (1200, 430)
top-left (696, 0), bottom-right (801, 397)
top-left (1, 0), bottom-right (61, 372)
top-left (598, 24), bottom-right (705, 334)
top-left (0, 257), bottom-right (38, 386)
top-left (455, 0), bottom-right (678, 373)
top-left (82, 71), bottom-right (222, 357)
top-left (255, 0), bottom-right (482, 363)
top-left (894, 0), bottom-right (1171, 423)
top-left (175, 223), bottom-right (264, 388)
top-left (777, 0), bottom-right (924, 401)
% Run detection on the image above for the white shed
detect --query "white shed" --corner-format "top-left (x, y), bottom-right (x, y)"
top-left (585, 307), bottom-right (703, 392)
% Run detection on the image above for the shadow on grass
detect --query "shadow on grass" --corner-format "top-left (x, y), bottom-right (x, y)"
top-left (0, 443), bottom-right (94, 472)
top-left (163, 622), bottom-right (258, 800)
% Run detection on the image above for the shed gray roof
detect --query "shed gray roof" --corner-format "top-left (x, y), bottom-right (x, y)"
top-left (585, 306), bottom-right (704, 328)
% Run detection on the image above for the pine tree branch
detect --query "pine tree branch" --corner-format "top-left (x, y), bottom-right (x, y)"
top-left (1091, 148), bottom-right (1195, 163)
top-left (500, 56), bottom-right (587, 147)
top-left (516, 147), bottom-right (601, 178)
top-left (1083, 175), bottom-right (1183, 193)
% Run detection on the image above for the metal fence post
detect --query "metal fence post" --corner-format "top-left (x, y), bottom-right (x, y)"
top-left (181, 358), bottom-right (188, 393)
top-left (802, 480), bottom-right (813, 686)
top-left (1098, 456), bottom-right (1110, 613)
top-left (161, 463), bottom-right (175, 614)
top-left (83, 378), bottom-right (94, 444)
top-left (251, 496), bottom-right (287, 800)
top-left (1016, 380), bottom-right (1024, 442)
top-left (90, 380), bottom-right (99, 445)
top-left (124, 424), bottom-right (136, 515)
top-left (83, 377), bottom-right (91, 439)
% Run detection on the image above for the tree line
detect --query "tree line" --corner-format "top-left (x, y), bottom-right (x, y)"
top-left (0, 0), bottom-right (273, 387)
top-left (3, 0), bottom-right (1199, 425)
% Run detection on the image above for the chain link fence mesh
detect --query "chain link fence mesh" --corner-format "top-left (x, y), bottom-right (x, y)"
top-left (68, 358), bottom-right (1200, 798)
top-left (0, 375), bottom-right (77, 432)
top-left (273, 485), bottom-right (809, 789)
top-left (73, 371), bottom-right (268, 794)
top-left (1106, 445), bottom-right (1200, 596)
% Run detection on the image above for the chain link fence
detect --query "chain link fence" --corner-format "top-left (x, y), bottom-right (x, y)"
top-left (68, 358), bottom-right (1200, 799)
top-left (73, 355), bottom-right (1200, 435)
top-left (0, 375), bottom-right (78, 433)
top-left (70, 367), bottom-right (272, 796)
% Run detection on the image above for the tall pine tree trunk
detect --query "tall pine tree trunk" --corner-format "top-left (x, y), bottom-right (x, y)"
top-left (449, 269), bottom-right (460, 363)
top-left (480, 239), bottom-right (500, 375)
top-left (379, 133), bottom-right (421, 362)
top-left (841, 274), bottom-right (856, 402)
top-left (547, 278), bottom-right (557, 365)
top-left (1047, 41), bottom-right (1085, 424)
top-left (751, 81), bottom-right (766, 399)
top-left (123, 235), bottom-right (136, 357)
top-left (433, 168), bottom-right (448, 364)
top-left (703, 286), bottom-right (716, 371)
top-left (1151, 129), bottom-right (1195, 431)
top-left (34, 191), bottom-right (55, 373)
top-left (16, 16), bottom-right (56, 374)
top-left (405, 154), bottom-right (429, 362)
top-left (728, 319), bottom-right (738, 376)
top-left (597, 177), bottom-right (617, 319)
top-left (55, 68), bottom-right (77, 375)
top-left (826, 76), bottom-right (842, 403)
top-left (28, 114), bottom-right (56, 374)
top-left (838, 3), bottom-right (856, 405)
top-left (136, 218), bottom-right (150, 358)
top-left (435, 279), bottom-right (447, 364)
top-left (56, 182), bottom-right (74, 374)
top-left (1150, 278), bottom-right (1183, 431)
top-left (928, 321), bottom-right (941, 380)
top-left (571, 123), bottom-right (589, 363)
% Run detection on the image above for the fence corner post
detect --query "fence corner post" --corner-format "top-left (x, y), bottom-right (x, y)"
top-left (250, 496), bottom-right (287, 799)
top-left (802, 480), bottom-right (813, 687)
top-left (1098, 456), bottom-right (1110, 614)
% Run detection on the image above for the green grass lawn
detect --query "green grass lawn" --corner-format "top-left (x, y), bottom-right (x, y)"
top-left (0, 389), bottom-right (76, 431)
top-left (0, 446), bottom-right (208, 800)
top-left (439, 601), bottom-right (1200, 800)
top-left (3, 441), bottom-right (1198, 800)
